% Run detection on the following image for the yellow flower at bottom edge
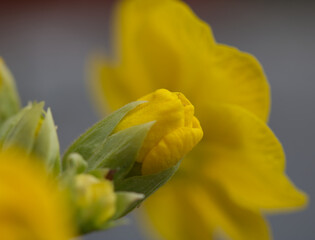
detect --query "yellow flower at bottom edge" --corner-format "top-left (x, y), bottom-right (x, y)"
top-left (0, 149), bottom-right (75, 240)
top-left (90, 0), bottom-right (308, 239)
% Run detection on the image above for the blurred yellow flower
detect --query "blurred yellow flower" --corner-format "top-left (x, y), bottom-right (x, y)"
top-left (114, 89), bottom-right (203, 175)
top-left (0, 149), bottom-right (75, 240)
top-left (91, 0), bottom-right (308, 239)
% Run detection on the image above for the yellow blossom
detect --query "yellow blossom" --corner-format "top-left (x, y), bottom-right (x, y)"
top-left (113, 89), bottom-right (203, 175)
top-left (0, 149), bottom-right (75, 240)
top-left (90, 0), bottom-right (308, 239)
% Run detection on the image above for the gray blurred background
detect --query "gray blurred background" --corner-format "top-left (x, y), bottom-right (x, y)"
top-left (0, 0), bottom-right (314, 239)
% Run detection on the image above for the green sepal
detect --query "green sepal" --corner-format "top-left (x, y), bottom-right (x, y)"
top-left (112, 191), bottom-right (144, 220)
top-left (95, 191), bottom-right (144, 231)
top-left (62, 100), bottom-right (145, 169)
top-left (114, 161), bottom-right (180, 216)
top-left (86, 121), bottom-right (155, 180)
top-left (0, 59), bottom-right (21, 125)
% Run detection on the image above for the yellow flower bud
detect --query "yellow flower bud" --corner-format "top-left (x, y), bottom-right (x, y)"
top-left (114, 89), bottom-right (203, 175)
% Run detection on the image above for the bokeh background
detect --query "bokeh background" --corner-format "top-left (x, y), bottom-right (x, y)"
top-left (0, 0), bottom-right (314, 239)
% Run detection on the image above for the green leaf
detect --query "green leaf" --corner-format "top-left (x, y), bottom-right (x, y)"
top-left (114, 162), bottom-right (180, 215)
top-left (87, 122), bottom-right (154, 180)
top-left (63, 100), bottom-right (145, 168)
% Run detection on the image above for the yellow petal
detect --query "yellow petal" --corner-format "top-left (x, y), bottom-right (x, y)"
top-left (193, 103), bottom-right (307, 210)
top-left (116, 0), bottom-right (216, 88)
top-left (143, 179), bottom-right (270, 240)
top-left (141, 181), bottom-right (213, 240)
top-left (142, 124), bottom-right (203, 175)
top-left (194, 44), bottom-right (270, 121)
top-left (189, 182), bottom-right (270, 240)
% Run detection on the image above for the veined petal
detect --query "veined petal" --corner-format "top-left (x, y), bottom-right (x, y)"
top-left (193, 103), bottom-right (307, 210)
top-left (143, 179), bottom-right (270, 240)
top-left (116, 0), bottom-right (215, 86)
top-left (194, 44), bottom-right (270, 121)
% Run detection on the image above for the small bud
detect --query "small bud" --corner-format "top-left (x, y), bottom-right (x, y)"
top-left (64, 153), bottom-right (88, 174)
top-left (62, 172), bottom-right (144, 233)
top-left (72, 174), bottom-right (116, 232)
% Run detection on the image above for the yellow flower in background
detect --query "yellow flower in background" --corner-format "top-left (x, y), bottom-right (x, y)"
top-left (0, 149), bottom-right (75, 240)
top-left (114, 89), bottom-right (203, 175)
top-left (90, 0), bottom-right (308, 239)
